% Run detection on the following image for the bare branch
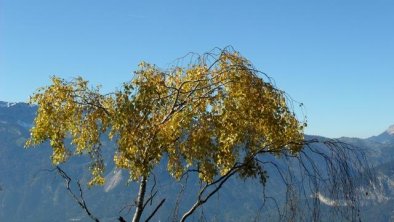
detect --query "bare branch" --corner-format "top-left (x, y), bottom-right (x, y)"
top-left (55, 166), bottom-right (100, 222)
top-left (145, 198), bottom-right (166, 222)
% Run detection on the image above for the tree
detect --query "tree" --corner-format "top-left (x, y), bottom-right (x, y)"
top-left (25, 48), bottom-right (370, 221)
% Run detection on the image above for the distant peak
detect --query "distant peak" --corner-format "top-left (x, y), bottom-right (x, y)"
top-left (0, 101), bottom-right (17, 108)
top-left (0, 101), bottom-right (32, 108)
top-left (386, 125), bottom-right (394, 135)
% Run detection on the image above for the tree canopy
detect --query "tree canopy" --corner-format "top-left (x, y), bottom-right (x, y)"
top-left (25, 48), bottom-right (309, 221)
top-left (26, 49), bottom-right (305, 185)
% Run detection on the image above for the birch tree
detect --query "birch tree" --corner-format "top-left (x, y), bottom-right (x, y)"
top-left (26, 48), bottom-right (306, 221)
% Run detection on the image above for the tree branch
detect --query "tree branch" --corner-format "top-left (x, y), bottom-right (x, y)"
top-left (144, 199), bottom-right (166, 222)
top-left (56, 166), bottom-right (100, 222)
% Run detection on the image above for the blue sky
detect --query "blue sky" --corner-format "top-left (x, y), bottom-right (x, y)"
top-left (1, 0), bottom-right (393, 138)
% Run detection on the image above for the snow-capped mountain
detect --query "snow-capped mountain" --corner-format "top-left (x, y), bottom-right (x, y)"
top-left (386, 125), bottom-right (394, 135)
top-left (369, 124), bottom-right (394, 144)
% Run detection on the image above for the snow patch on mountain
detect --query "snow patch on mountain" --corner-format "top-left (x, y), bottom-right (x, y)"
top-left (386, 125), bottom-right (394, 135)
top-left (104, 169), bottom-right (123, 192)
top-left (315, 193), bottom-right (348, 207)
top-left (0, 102), bottom-right (16, 108)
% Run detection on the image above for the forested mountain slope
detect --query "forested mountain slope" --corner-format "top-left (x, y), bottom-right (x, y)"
top-left (1, 101), bottom-right (393, 221)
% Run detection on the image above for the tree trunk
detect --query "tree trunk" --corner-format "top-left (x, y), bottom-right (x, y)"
top-left (132, 176), bottom-right (147, 222)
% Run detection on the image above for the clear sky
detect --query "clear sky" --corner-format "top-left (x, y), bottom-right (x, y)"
top-left (1, 0), bottom-right (393, 138)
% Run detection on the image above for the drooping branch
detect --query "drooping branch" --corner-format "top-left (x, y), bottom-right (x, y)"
top-left (256, 139), bottom-right (374, 221)
top-left (172, 173), bottom-right (190, 221)
top-left (179, 139), bottom-right (374, 222)
top-left (55, 166), bottom-right (100, 222)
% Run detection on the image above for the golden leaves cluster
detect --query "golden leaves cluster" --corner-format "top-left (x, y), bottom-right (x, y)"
top-left (26, 76), bottom-right (110, 185)
top-left (26, 50), bottom-right (305, 185)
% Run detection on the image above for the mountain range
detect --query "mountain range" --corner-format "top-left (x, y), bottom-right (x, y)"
top-left (1, 101), bottom-right (394, 221)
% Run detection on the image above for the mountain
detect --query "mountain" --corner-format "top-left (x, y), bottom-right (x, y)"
top-left (1, 101), bottom-right (394, 221)
top-left (369, 125), bottom-right (394, 144)
top-left (0, 102), bottom-right (267, 221)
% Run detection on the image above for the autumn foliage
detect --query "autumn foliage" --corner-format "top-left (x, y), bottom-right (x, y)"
top-left (26, 49), bottom-right (305, 187)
